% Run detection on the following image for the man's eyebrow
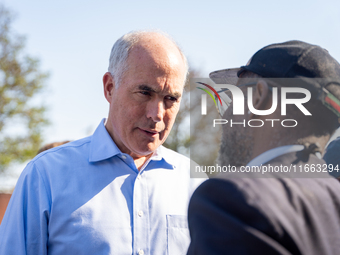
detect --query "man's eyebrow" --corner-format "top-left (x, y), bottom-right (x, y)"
top-left (138, 85), bottom-right (182, 98)
top-left (138, 85), bottom-right (156, 93)
top-left (171, 92), bottom-right (182, 98)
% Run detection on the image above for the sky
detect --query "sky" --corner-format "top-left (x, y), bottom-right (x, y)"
top-left (1, 0), bottom-right (340, 189)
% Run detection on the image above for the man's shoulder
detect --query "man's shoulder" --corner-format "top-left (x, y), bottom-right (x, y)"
top-left (208, 150), bottom-right (340, 199)
top-left (196, 174), bottom-right (340, 224)
top-left (34, 137), bottom-right (91, 161)
top-left (17, 136), bottom-right (93, 186)
top-left (207, 163), bottom-right (340, 213)
top-left (26, 136), bottom-right (92, 174)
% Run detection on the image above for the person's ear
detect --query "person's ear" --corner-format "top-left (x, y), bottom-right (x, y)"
top-left (103, 72), bottom-right (115, 103)
top-left (248, 80), bottom-right (270, 118)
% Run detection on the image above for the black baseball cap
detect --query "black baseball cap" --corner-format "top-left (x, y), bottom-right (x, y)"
top-left (209, 40), bottom-right (340, 117)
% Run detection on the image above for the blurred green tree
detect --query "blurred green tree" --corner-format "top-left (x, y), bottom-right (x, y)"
top-left (0, 4), bottom-right (49, 172)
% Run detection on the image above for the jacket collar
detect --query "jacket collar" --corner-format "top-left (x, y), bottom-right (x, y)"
top-left (247, 145), bottom-right (305, 166)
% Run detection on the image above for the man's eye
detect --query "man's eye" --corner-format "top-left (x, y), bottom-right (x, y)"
top-left (165, 96), bottom-right (178, 102)
top-left (140, 91), bottom-right (151, 96)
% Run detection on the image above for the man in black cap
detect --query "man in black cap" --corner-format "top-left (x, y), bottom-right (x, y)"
top-left (187, 41), bottom-right (340, 255)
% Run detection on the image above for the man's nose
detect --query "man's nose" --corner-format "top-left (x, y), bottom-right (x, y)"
top-left (147, 100), bottom-right (164, 122)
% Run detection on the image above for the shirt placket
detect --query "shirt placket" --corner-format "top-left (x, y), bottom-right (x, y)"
top-left (133, 170), bottom-right (150, 255)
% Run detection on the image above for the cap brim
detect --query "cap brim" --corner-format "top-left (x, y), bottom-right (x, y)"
top-left (209, 68), bottom-right (241, 85)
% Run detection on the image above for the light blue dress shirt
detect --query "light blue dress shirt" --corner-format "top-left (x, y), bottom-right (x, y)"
top-left (0, 119), bottom-right (205, 255)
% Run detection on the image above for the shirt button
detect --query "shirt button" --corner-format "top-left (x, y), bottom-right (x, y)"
top-left (121, 155), bottom-right (127, 160)
top-left (138, 250), bottom-right (144, 255)
top-left (137, 175), bottom-right (141, 180)
top-left (138, 210), bottom-right (143, 217)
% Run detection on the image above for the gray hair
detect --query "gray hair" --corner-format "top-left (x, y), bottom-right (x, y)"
top-left (108, 30), bottom-right (189, 87)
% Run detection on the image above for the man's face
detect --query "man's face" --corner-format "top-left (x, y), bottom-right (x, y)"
top-left (104, 43), bottom-right (186, 159)
top-left (218, 79), bottom-right (254, 167)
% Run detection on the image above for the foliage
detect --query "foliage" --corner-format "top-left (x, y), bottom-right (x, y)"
top-left (0, 4), bottom-right (49, 172)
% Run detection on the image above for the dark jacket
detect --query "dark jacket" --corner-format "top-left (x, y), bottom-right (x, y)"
top-left (188, 152), bottom-right (340, 255)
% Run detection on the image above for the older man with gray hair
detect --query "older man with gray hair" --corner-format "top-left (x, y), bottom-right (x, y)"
top-left (0, 30), bottom-right (204, 255)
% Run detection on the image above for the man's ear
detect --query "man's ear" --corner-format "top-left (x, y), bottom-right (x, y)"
top-left (103, 72), bottom-right (115, 103)
top-left (248, 79), bottom-right (271, 118)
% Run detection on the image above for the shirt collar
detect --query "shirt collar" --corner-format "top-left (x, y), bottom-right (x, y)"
top-left (89, 119), bottom-right (175, 168)
top-left (155, 146), bottom-right (178, 168)
top-left (89, 119), bottom-right (122, 162)
top-left (247, 145), bottom-right (305, 166)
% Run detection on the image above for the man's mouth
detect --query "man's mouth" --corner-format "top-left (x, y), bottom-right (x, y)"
top-left (139, 128), bottom-right (160, 137)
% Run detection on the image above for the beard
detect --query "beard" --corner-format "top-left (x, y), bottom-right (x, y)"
top-left (218, 119), bottom-right (254, 167)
